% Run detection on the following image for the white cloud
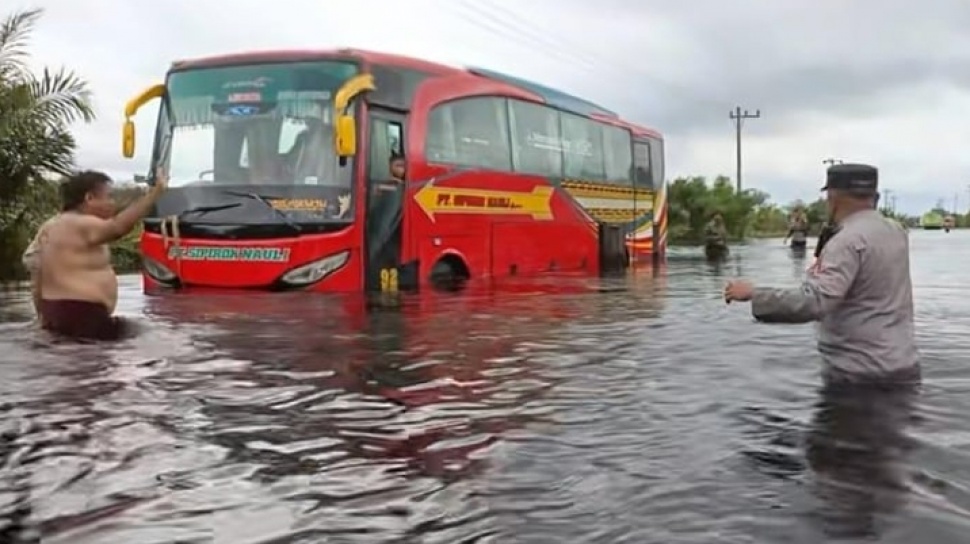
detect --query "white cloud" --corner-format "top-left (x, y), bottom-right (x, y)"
top-left (20, 0), bottom-right (970, 214)
top-left (673, 83), bottom-right (970, 213)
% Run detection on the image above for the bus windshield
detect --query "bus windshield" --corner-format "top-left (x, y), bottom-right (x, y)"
top-left (153, 60), bottom-right (360, 224)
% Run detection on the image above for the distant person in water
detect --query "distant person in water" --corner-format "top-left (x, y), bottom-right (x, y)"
top-left (784, 206), bottom-right (810, 251)
top-left (704, 211), bottom-right (729, 260)
top-left (21, 169), bottom-right (168, 340)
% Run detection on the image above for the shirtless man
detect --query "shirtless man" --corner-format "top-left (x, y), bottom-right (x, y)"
top-left (22, 169), bottom-right (168, 340)
top-left (22, 216), bottom-right (56, 326)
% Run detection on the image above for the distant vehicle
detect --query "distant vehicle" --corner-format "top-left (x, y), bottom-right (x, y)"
top-left (120, 48), bottom-right (668, 295)
top-left (922, 211), bottom-right (944, 230)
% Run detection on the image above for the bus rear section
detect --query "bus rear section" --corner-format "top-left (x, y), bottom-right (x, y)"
top-left (123, 59), bottom-right (375, 293)
top-left (402, 77), bottom-right (667, 288)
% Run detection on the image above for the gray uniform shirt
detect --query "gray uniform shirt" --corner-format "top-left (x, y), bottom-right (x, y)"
top-left (751, 209), bottom-right (918, 376)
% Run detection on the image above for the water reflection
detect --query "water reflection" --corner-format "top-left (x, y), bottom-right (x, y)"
top-left (806, 378), bottom-right (920, 539)
top-left (121, 283), bottom-right (654, 541)
top-left (2, 233), bottom-right (970, 542)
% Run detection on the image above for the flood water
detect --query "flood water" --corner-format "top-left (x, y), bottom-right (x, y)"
top-left (1, 230), bottom-right (969, 543)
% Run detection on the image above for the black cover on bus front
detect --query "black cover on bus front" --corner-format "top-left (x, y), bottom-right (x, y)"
top-left (150, 184), bottom-right (354, 224)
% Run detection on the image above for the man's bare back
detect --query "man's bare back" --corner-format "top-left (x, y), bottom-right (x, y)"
top-left (39, 213), bottom-right (119, 312)
top-left (24, 169), bottom-right (167, 340)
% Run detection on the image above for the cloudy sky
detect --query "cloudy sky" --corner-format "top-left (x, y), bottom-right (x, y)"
top-left (22, 0), bottom-right (970, 214)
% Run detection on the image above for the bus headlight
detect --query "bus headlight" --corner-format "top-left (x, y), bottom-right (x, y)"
top-left (144, 257), bottom-right (177, 283)
top-left (279, 250), bottom-right (349, 287)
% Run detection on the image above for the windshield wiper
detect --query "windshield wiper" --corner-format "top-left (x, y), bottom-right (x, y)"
top-left (220, 190), bottom-right (302, 233)
top-left (175, 203), bottom-right (243, 218)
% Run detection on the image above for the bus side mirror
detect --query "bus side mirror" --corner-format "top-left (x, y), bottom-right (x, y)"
top-left (334, 115), bottom-right (357, 157)
top-left (122, 120), bottom-right (136, 158)
top-left (332, 73), bottom-right (375, 160)
top-left (122, 83), bottom-right (165, 159)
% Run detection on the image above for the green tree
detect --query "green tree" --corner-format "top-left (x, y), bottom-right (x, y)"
top-left (0, 8), bottom-right (95, 281)
top-left (666, 175), bottom-right (778, 244)
top-left (749, 203), bottom-right (787, 236)
top-left (801, 199), bottom-right (828, 232)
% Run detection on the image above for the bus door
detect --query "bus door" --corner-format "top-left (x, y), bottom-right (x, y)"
top-left (364, 110), bottom-right (407, 293)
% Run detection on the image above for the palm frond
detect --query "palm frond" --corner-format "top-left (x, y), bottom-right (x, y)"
top-left (28, 67), bottom-right (95, 125)
top-left (0, 8), bottom-right (88, 205)
top-left (0, 9), bottom-right (42, 82)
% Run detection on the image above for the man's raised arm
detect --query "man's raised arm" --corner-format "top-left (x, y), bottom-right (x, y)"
top-left (82, 173), bottom-right (168, 246)
top-left (751, 234), bottom-right (863, 323)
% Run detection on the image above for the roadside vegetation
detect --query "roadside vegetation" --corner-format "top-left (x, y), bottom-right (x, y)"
top-left (666, 174), bottom-right (918, 245)
top-left (0, 8), bottom-right (948, 282)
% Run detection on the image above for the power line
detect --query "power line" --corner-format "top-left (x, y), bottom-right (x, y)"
top-left (729, 106), bottom-right (760, 193)
top-left (447, 0), bottom-right (731, 111)
top-left (445, 0), bottom-right (594, 71)
top-left (442, 0), bottom-right (768, 187)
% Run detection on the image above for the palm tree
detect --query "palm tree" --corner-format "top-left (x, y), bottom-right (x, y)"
top-left (0, 8), bottom-right (95, 279)
top-left (0, 8), bottom-right (94, 197)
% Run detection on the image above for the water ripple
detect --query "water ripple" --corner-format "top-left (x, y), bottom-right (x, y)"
top-left (1, 230), bottom-right (970, 542)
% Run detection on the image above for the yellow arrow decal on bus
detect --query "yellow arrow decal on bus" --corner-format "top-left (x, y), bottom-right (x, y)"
top-left (414, 180), bottom-right (554, 221)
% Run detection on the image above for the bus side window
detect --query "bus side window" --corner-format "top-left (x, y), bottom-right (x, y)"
top-left (602, 124), bottom-right (633, 185)
top-left (426, 97), bottom-right (511, 170)
top-left (388, 124), bottom-right (403, 159)
top-left (647, 136), bottom-right (664, 189)
top-left (633, 141), bottom-right (652, 189)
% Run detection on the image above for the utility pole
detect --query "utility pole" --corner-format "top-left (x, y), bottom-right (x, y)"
top-left (729, 106), bottom-right (760, 193)
top-left (883, 189), bottom-right (893, 212)
top-left (964, 184), bottom-right (970, 227)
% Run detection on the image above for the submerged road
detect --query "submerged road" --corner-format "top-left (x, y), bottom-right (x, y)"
top-left (0, 230), bottom-right (968, 543)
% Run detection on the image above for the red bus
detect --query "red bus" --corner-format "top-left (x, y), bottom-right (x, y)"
top-left (121, 48), bottom-right (668, 294)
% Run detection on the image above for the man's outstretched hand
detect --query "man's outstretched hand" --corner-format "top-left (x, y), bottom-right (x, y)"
top-left (151, 167), bottom-right (169, 193)
top-left (724, 279), bottom-right (754, 303)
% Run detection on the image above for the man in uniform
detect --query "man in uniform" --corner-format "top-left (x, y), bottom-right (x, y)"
top-left (723, 163), bottom-right (919, 382)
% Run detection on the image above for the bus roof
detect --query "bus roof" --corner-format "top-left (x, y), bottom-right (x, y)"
top-left (595, 116), bottom-right (663, 140)
top-left (169, 48), bottom-right (661, 137)
top-left (467, 67), bottom-right (618, 119)
top-left (170, 48), bottom-right (458, 75)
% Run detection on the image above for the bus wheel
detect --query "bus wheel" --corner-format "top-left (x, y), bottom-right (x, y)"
top-left (430, 256), bottom-right (469, 292)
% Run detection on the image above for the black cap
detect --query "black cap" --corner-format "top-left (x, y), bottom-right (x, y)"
top-left (821, 163), bottom-right (878, 195)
